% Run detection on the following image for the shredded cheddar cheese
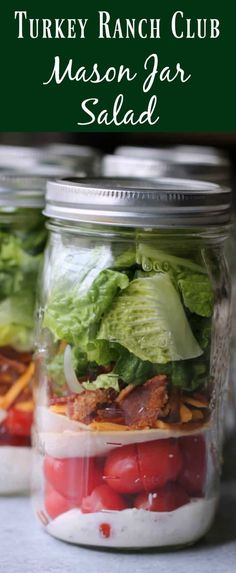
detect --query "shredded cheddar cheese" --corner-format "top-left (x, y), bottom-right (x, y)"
top-left (184, 397), bottom-right (208, 409)
top-left (49, 404), bottom-right (67, 415)
top-left (0, 362), bottom-right (35, 410)
top-left (180, 404), bottom-right (193, 423)
top-left (89, 421), bottom-right (130, 431)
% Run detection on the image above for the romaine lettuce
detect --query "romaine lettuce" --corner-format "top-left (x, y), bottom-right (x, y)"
top-left (44, 269), bottom-right (129, 349)
top-left (98, 274), bottom-right (202, 364)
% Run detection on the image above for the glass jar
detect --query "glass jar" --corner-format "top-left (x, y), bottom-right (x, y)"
top-left (33, 177), bottom-right (231, 549)
top-left (0, 175), bottom-right (47, 495)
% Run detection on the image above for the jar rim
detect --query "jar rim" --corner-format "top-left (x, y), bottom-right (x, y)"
top-left (45, 176), bottom-right (232, 228)
top-left (0, 174), bottom-right (46, 208)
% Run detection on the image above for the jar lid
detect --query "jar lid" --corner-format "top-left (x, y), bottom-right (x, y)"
top-left (114, 145), bottom-right (231, 184)
top-left (115, 145), bottom-right (173, 162)
top-left (45, 177), bottom-right (231, 228)
top-left (102, 154), bottom-right (169, 178)
top-left (45, 144), bottom-right (101, 175)
top-left (172, 145), bottom-right (229, 167)
top-left (0, 145), bottom-right (44, 171)
top-left (0, 174), bottom-right (47, 208)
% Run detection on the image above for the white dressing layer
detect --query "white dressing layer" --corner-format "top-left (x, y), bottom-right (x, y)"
top-left (46, 497), bottom-right (217, 548)
top-left (0, 447), bottom-right (31, 495)
top-left (37, 407), bottom-right (208, 458)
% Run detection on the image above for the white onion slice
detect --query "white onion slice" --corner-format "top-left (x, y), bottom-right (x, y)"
top-left (64, 345), bottom-right (84, 394)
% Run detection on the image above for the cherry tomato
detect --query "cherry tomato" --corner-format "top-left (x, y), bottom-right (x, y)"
top-left (137, 439), bottom-right (183, 491)
top-left (134, 483), bottom-right (189, 512)
top-left (44, 456), bottom-right (104, 503)
top-left (104, 439), bottom-right (183, 494)
top-left (45, 483), bottom-right (78, 519)
top-left (3, 408), bottom-right (33, 437)
top-left (178, 435), bottom-right (206, 496)
top-left (81, 484), bottom-right (127, 513)
top-left (104, 444), bottom-right (142, 494)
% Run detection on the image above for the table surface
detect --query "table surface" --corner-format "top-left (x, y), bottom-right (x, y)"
top-left (1, 437), bottom-right (236, 573)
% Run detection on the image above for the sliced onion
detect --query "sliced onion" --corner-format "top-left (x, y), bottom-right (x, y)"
top-left (64, 345), bottom-right (84, 394)
top-left (0, 408), bottom-right (7, 424)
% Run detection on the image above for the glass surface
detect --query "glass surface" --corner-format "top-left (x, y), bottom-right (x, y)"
top-left (33, 222), bottom-right (231, 548)
top-left (0, 208), bottom-right (47, 494)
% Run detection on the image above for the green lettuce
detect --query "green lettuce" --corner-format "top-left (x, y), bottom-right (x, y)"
top-left (44, 269), bottom-right (129, 349)
top-left (83, 372), bottom-right (119, 392)
top-left (98, 274), bottom-right (202, 364)
top-left (177, 273), bottom-right (214, 317)
top-left (0, 286), bottom-right (35, 351)
top-left (114, 347), bottom-right (156, 385)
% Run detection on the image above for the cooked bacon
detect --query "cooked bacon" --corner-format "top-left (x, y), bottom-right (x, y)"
top-left (119, 375), bottom-right (168, 429)
top-left (0, 354), bottom-right (26, 374)
top-left (67, 388), bottom-right (118, 423)
top-left (96, 404), bottom-right (125, 425)
top-left (160, 389), bottom-right (180, 423)
top-left (0, 347), bottom-right (32, 364)
top-left (116, 384), bottom-right (135, 403)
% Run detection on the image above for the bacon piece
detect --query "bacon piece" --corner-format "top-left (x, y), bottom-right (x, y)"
top-left (0, 347), bottom-right (32, 364)
top-left (67, 388), bottom-right (117, 423)
top-left (0, 354), bottom-right (26, 374)
top-left (116, 384), bottom-right (135, 404)
top-left (96, 403), bottom-right (125, 425)
top-left (120, 375), bottom-right (168, 429)
top-left (160, 389), bottom-right (180, 423)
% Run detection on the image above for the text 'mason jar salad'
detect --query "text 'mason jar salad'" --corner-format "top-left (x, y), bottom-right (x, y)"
top-left (0, 175), bottom-right (47, 494)
top-left (33, 177), bottom-right (231, 549)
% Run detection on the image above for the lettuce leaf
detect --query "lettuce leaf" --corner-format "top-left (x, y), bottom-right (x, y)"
top-left (136, 243), bottom-right (206, 274)
top-left (0, 287), bottom-right (35, 351)
top-left (44, 269), bottom-right (129, 349)
top-left (177, 273), bottom-right (214, 317)
top-left (136, 243), bottom-right (214, 318)
top-left (83, 372), bottom-right (119, 392)
top-left (98, 274), bottom-right (202, 364)
top-left (114, 347), bottom-right (156, 385)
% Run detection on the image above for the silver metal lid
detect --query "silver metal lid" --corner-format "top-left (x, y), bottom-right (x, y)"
top-left (115, 145), bottom-right (173, 162)
top-left (0, 174), bottom-right (47, 208)
top-left (0, 145), bottom-right (44, 171)
top-left (45, 144), bottom-right (101, 175)
top-left (102, 154), bottom-right (169, 178)
top-left (172, 145), bottom-right (229, 167)
top-left (114, 145), bottom-right (231, 184)
top-left (45, 177), bottom-right (231, 228)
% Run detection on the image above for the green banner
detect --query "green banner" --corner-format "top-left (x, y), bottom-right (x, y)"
top-left (0, 0), bottom-right (235, 131)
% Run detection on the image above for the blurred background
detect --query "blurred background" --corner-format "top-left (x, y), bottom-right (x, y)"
top-left (1, 131), bottom-right (235, 199)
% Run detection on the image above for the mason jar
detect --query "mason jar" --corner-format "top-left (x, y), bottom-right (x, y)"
top-left (33, 177), bottom-right (231, 549)
top-left (0, 175), bottom-right (48, 495)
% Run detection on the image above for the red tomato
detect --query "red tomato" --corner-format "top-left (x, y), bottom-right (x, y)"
top-left (44, 456), bottom-right (104, 503)
top-left (104, 444), bottom-right (142, 494)
top-left (134, 483), bottom-right (189, 512)
top-left (3, 408), bottom-right (33, 437)
top-left (81, 484), bottom-right (127, 513)
top-left (178, 435), bottom-right (206, 496)
top-left (104, 439), bottom-right (183, 494)
top-left (45, 483), bottom-right (78, 519)
top-left (137, 439), bottom-right (183, 491)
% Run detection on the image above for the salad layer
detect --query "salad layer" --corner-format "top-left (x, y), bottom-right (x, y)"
top-left (42, 240), bottom-right (214, 433)
top-left (0, 211), bottom-right (47, 448)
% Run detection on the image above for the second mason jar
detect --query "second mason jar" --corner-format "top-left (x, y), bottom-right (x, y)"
top-left (33, 177), bottom-right (231, 549)
top-left (0, 175), bottom-right (47, 494)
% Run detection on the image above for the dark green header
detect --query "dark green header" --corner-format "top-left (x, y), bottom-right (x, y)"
top-left (0, 0), bottom-right (235, 132)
